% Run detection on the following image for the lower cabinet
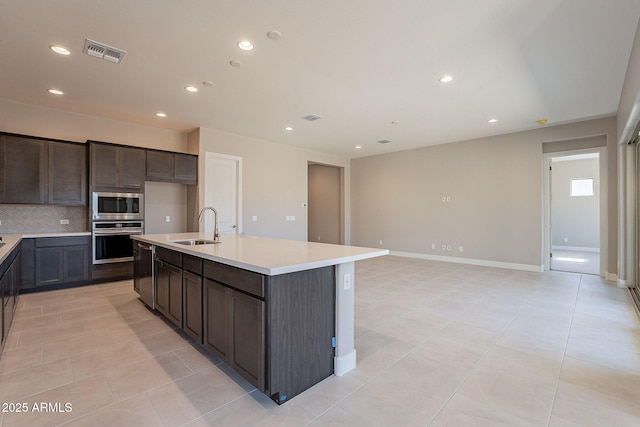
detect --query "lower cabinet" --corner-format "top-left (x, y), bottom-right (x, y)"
top-left (30, 236), bottom-right (89, 288)
top-left (154, 258), bottom-right (182, 328)
top-left (203, 278), bottom-right (265, 390)
top-left (182, 271), bottom-right (203, 343)
top-left (1, 245), bottom-right (21, 355)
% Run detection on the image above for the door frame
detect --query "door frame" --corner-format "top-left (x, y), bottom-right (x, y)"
top-left (543, 146), bottom-right (607, 275)
top-left (203, 152), bottom-right (243, 234)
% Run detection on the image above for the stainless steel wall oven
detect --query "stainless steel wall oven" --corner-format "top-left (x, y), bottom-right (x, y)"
top-left (92, 221), bottom-right (144, 264)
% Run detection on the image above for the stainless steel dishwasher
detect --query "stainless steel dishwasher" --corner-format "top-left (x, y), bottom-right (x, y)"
top-left (133, 241), bottom-right (154, 308)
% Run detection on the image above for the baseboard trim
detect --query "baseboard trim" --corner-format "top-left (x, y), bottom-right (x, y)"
top-left (390, 251), bottom-right (544, 273)
top-left (552, 245), bottom-right (600, 253)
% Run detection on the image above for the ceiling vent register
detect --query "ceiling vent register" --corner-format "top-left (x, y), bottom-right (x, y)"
top-left (83, 39), bottom-right (126, 64)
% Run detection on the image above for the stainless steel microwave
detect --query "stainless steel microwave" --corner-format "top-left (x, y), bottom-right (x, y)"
top-left (92, 191), bottom-right (144, 221)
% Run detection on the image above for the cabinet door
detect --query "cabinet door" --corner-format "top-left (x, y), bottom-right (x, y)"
top-left (229, 289), bottom-right (265, 390)
top-left (20, 239), bottom-right (36, 290)
top-left (118, 146), bottom-right (144, 189)
top-left (90, 143), bottom-right (118, 188)
top-left (154, 260), bottom-right (182, 327)
top-left (203, 279), bottom-right (230, 359)
top-left (174, 154), bottom-right (197, 183)
top-left (64, 245), bottom-right (89, 282)
top-left (35, 247), bottom-right (64, 286)
top-left (0, 135), bottom-right (48, 204)
top-left (146, 151), bottom-right (173, 180)
top-left (49, 142), bottom-right (87, 205)
top-left (154, 260), bottom-right (170, 315)
top-left (183, 271), bottom-right (203, 343)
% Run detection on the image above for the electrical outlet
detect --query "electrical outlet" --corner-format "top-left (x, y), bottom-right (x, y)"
top-left (252, 215), bottom-right (258, 222)
top-left (343, 273), bottom-right (351, 290)
top-left (431, 243), bottom-right (436, 249)
top-left (165, 216), bottom-right (171, 223)
top-left (60, 219), bottom-right (69, 225)
top-left (459, 246), bottom-right (464, 252)
top-left (446, 245), bottom-right (451, 251)
top-left (441, 196), bottom-right (446, 203)
top-left (379, 240), bottom-right (383, 245)
top-left (441, 244), bottom-right (446, 250)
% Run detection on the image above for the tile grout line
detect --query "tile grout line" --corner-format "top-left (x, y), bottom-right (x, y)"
top-left (545, 273), bottom-right (582, 426)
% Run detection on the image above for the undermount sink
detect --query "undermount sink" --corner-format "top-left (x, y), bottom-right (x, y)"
top-left (171, 239), bottom-right (220, 246)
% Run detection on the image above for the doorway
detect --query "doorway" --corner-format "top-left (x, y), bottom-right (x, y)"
top-left (203, 152), bottom-right (242, 234)
top-left (546, 151), bottom-right (602, 274)
top-left (308, 163), bottom-right (343, 244)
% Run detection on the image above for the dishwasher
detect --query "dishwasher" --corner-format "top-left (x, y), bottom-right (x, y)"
top-left (133, 241), bottom-right (154, 308)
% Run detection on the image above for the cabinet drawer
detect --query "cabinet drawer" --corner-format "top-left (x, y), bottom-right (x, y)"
top-left (203, 260), bottom-right (264, 299)
top-left (35, 236), bottom-right (89, 247)
top-left (155, 246), bottom-right (182, 268)
top-left (183, 254), bottom-right (202, 275)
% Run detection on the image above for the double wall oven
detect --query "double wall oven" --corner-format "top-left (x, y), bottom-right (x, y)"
top-left (91, 192), bottom-right (144, 264)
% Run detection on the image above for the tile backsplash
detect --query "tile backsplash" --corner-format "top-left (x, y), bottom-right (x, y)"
top-left (0, 204), bottom-right (87, 233)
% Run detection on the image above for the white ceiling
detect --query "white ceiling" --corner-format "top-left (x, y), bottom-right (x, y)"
top-left (1, 0), bottom-right (639, 158)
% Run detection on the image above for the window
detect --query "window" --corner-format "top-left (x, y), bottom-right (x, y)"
top-left (570, 178), bottom-right (594, 197)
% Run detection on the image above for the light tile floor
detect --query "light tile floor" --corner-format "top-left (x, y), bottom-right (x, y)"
top-left (1, 255), bottom-right (640, 426)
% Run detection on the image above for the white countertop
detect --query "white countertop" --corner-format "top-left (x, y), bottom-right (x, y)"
top-left (133, 232), bottom-right (389, 276)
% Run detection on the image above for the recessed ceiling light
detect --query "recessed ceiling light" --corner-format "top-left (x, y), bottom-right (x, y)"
top-left (50, 45), bottom-right (70, 56)
top-left (238, 41), bottom-right (254, 51)
top-left (185, 85), bottom-right (198, 93)
top-left (487, 118), bottom-right (498, 124)
top-left (47, 88), bottom-right (64, 95)
top-left (156, 112), bottom-right (167, 118)
top-left (439, 75), bottom-right (454, 83)
top-left (355, 145), bottom-right (362, 149)
top-left (284, 126), bottom-right (293, 131)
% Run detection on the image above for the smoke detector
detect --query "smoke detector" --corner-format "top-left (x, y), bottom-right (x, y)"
top-left (83, 39), bottom-right (126, 64)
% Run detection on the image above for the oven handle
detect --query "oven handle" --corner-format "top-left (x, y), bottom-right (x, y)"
top-left (93, 229), bottom-right (143, 235)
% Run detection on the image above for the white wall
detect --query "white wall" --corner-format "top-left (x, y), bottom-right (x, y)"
top-left (191, 127), bottom-right (351, 242)
top-left (351, 116), bottom-right (618, 273)
top-left (551, 158), bottom-right (600, 249)
top-left (0, 98), bottom-right (186, 151)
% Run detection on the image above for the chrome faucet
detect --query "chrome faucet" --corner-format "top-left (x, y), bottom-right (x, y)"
top-left (198, 206), bottom-right (220, 241)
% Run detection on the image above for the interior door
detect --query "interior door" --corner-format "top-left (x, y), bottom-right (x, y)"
top-left (204, 153), bottom-right (241, 234)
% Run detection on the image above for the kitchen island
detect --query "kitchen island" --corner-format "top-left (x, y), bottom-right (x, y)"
top-left (132, 232), bottom-right (388, 404)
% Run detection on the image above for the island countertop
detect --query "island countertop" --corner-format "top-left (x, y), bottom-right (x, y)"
top-left (132, 232), bottom-right (388, 276)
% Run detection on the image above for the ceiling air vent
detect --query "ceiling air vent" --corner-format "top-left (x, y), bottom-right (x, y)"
top-left (302, 114), bottom-right (322, 121)
top-left (377, 139), bottom-right (392, 144)
top-left (83, 39), bottom-right (126, 64)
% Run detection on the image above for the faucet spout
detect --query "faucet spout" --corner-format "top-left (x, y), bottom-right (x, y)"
top-left (198, 206), bottom-right (220, 241)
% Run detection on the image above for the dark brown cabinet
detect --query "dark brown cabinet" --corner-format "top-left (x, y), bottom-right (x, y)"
top-left (33, 237), bottom-right (89, 288)
top-left (146, 150), bottom-right (197, 184)
top-left (49, 141), bottom-right (87, 205)
top-left (154, 248), bottom-right (183, 328)
top-left (1, 247), bottom-right (20, 353)
top-left (0, 135), bottom-right (87, 206)
top-left (203, 260), bottom-right (265, 390)
top-left (183, 271), bottom-right (203, 343)
top-left (90, 142), bottom-right (144, 190)
top-left (0, 135), bottom-right (48, 204)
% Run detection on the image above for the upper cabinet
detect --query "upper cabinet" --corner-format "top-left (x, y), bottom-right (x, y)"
top-left (0, 134), bottom-right (87, 206)
top-left (146, 150), bottom-right (197, 185)
top-left (90, 142), bottom-right (145, 191)
top-left (49, 142), bottom-right (87, 205)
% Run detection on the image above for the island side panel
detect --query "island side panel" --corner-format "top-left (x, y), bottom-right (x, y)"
top-left (266, 266), bottom-right (335, 404)
top-left (334, 261), bottom-right (356, 376)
